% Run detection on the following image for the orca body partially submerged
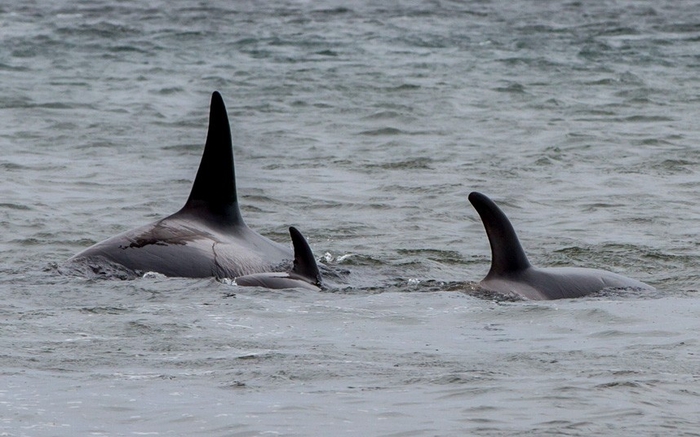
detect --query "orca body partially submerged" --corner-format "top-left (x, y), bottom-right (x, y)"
top-left (468, 192), bottom-right (653, 300)
top-left (63, 92), bottom-right (292, 279)
top-left (235, 227), bottom-right (322, 291)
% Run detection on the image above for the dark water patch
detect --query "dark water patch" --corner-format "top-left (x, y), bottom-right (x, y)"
top-left (640, 249), bottom-right (697, 265)
top-left (154, 117), bottom-right (205, 129)
top-left (659, 23), bottom-right (700, 33)
top-left (80, 306), bottom-right (128, 315)
top-left (16, 310), bottom-right (57, 320)
top-left (534, 156), bottom-right (555, 166)
top-left (312, 6), bottom-right (353, 16)
top-left (595, 26), bottom-right (642, 38)
top-left (395, 279), bottom-right (464, 293)
top-left (0, 162), bottom-right (30, 171)
top-left (0, 203), bottom-right (31, 211)
top-left (9, 36), bottom-right (73, 58)
top-left (614, 89), bottom-right (657, 101)
top-left (595, 380), bottom-right (644, 389)
top-left (0, 62), bottom-right (30, 72)
top-left (107, 44), bottom-right (152, 54)
top-left (584, 77), bottom-right (619, 86)
top-left (153, 86), bottom-right (185, 95)
top-left (387, 83), bottom-right (421, 92)
top-left (635, 137), bottom-right (677, 146)
top-left (616, 115), bottom-right (674, 123)
top-left (497, 57), bottom-right (568, 70)
top-left (236, 352), bottom-right (285, 361)
top-left (493, 82), bottom-right (526, 93)
top-left (377, 157), bottom-right (433, 170)
top-left (396, 34), bottom-right (463, 49)
top-left (618, 71), bottom-right (646, 85)
top-left (576, 201), bottom-right (625, 212)
top-left (397, 248), bottom-right (466, 265)
top-left (517, 23), bottom-right (575, 34)
top-left (161, 143), bottom-right (203, 153)
top-left (12, 236), bottom-right (59, 247)
top-left (125, 319), bottom-right (173, 336)
top-left (55, 21), bottom-right (142, 39)
top-left (33, 101), bottom-right (95, 110)
top-left (359, 127), bottom-right (404, 136)
top-left (532, 98), bottom-right (563, 110)
top-left (654, 159), bottom-right (696, 174)
top-left (362, 110), bottom-right (408, 121)
top-left (552, 243), bottom-right (653, 263)
top-left (50, 121), bottom-right (80, 131)
top-left (314, 49), bottom-right (338, 57)
top-left (372, 102), bottom-right (417, 113)
top-left (578, 40), bottom-right (615, 59)
top-left (676, 35), bottom-right (700, 44)
top-left (262, 159), bottom-right (328, 170)
top-left (571, 109), bottom-right (616, 119)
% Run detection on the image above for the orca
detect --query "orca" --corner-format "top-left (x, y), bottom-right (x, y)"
top-left (62, 91), bottom-right (293, 279)
top-left (235, 227), bottom-right (322, 291)
top-left (468, 191), bottom-right (654, 300)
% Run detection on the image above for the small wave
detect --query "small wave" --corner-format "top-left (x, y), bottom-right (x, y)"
top-left (0, 62), bottom-right (30, 72)
top-left (397, 248), bottom-right (465, 264)
top-left (0, 203), bottom-right (31, 211)
top-left (314, 49), bottom-right (338, 57)
top-left (493, 82), bottom-right (526, 93)
top-left (379, 157), bottom-right (433, 170)
top-left (362, 110), bottom-right (403, 121)
top-left (619, 115), bottom-right (674, 122)
top-left (388, 83), bottom-right (421, 91)
top-left (154, 86), bottom-right (185, 95)
top-left (359, 127), bottom-right (404, 136)
top-left (312, 7), bottom-right (353, 16)
top-left (0, 162), bottom-right (30, 171)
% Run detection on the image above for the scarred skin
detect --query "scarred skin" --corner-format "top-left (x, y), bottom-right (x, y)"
top-left (63, 92), bottom-right (292, 279)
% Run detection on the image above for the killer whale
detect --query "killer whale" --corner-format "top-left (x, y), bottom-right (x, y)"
top-left (468, 191), bottom-right (654, 300)
top-left (63, 91), bottom-right (293, 279)
top-left (235, 227), bottom-right (322, 291)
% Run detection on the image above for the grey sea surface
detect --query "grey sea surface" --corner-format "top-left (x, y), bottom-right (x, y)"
top-left (1, 0), bottom-right (700, 435)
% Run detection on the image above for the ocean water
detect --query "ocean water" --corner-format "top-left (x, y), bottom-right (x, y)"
top-left (1, 0), bottom-right (700, 435)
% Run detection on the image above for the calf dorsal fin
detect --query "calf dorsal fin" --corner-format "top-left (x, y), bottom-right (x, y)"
top-left (289, 227), bottom-right (322, 287)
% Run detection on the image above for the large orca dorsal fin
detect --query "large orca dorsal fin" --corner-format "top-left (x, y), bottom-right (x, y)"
top-left (181, 91), bottom-right (244, 226)
top-left (468, 192), bottom-right (531, 277)
top-left (289, 227), bottom-right (322, 287)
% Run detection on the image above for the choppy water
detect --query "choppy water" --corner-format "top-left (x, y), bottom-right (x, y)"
top-left (2, 0), bottom-right (700, 435)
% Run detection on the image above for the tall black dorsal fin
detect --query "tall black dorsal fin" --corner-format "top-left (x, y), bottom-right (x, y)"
top-left (468, 192), bottom-right (531, 277)
top-left (289, 227), bottom-right (322, 287)
top-left (181, 91), bottom-right (244, 226)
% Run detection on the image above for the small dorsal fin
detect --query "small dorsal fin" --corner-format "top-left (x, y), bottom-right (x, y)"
top-left (468, 192), bottom-right (531, 277)
top-left (181, 91), bottom-right (244, 226)
top-left (289, 227), bottom-right (322, 287)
